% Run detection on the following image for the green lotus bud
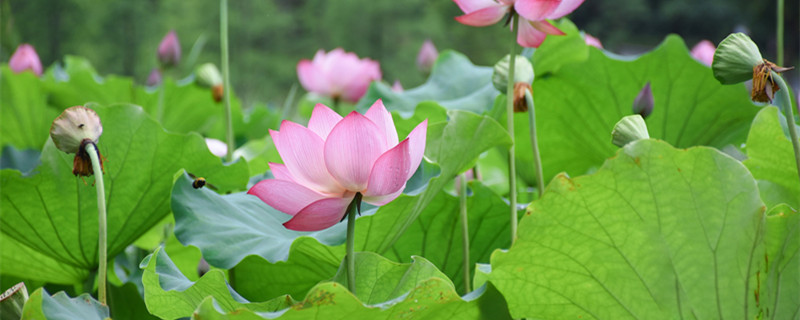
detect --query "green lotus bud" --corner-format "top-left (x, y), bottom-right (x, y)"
top-left (195, 63), bottom-right (223, 88)
top-left (0, 283), bottom-right (28, 320)
top-left (492, 55), bottom-right (534, 93)
top-left (612, 115), bottom-right (650, 147)
top-left (712, 33), bottom-right (763, 84)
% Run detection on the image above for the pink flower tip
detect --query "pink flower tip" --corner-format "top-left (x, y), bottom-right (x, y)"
top-left (391, 80), bottom-right (404, 92)
top-left (158, 30), bottom-right (181, 68)
top-left (9, 44), bottom-right (42, 76)
top-left (584, 33), bottom-right (603, 49)
top-left (690, 40), bottom-right (715, 66)
top-left (297, 48), bottom-right (382, 103)
top-left (248, 100), bottom-right (427, 231)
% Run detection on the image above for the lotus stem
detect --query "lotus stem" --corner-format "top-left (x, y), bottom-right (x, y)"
top-left (220, 0), bottom-right (234, 163)
top-left (345, 193), bottom-right (362, 295)
top-left (772, 72), bottom-right (800, 197)
top-left (524, 88), bottom-right (544, 198)
top-left (506, 14), bottom-right (519, 246)
top-left (777, 0), bottom-right (784, 66)
top-left (458, 173), bottom-right (471, 293)
top-left (156, 79), bottom-right (165, 123)
top-left (85, 143), bottom-right (107, 305)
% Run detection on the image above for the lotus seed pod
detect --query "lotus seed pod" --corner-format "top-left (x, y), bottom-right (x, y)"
top-left (632, 82), bottom-right (654, 119)
top-left (492, 55), bottom-right (534, 93)
top-left (50, 106), bottom-right (103, 154)
top-left (612, 115), bottom-right (650, 147)
top-left (0, 282), bottom-right (28, 320)
top-left (712, 33), bottom-right (763, 84)
top-left (195, 63), bottom-right (223, 88)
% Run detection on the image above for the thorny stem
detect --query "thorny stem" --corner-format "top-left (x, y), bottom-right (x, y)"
top-left (507, 14), bottom-right (520, 246)
top-left (85, 143), bottom-right (107, 305)
top-left (524, 88), bottom-right (545, 198)
top-left (220, 0), bottom-right (235, 162)
top-left (459, 173), bottom-right (471, 293)
top-left (772, 72), bottom-right (800, 198)
top-left (345, 193), bottom-right (362, 295)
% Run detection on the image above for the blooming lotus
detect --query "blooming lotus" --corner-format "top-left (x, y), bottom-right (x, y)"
top-left (297, 48), bottom-right (382, 103)
top-left (454, 0), bottom-right (584, 48)
top-left (9, 44), bottom-right (42, 76)
top-left (248, 99), bottom-right (427, 231)
top-left (691, 40), bottom-right (715, 66)
top-left (158, 30), bottom-right (181, 68)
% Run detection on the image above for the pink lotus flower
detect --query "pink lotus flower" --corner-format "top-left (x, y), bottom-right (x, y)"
top-left (584, 33), bottom-right (603, 49)
top-left (416, 39), bottom-right (439, 73)
top-left (691, 40), bottom-right (715, 66)
top-left (158, 30), bottom-right (181, 68)
top-left (297, 48), bottom-right (382, 103)
top-left (9, 44), bottom-right (42, 76)
top-left (248, 99), bottom-right (427, 231)
top-left (454, 0), bottom-right (584, 48)
top-left (391, 80), bottom-right (404, 92)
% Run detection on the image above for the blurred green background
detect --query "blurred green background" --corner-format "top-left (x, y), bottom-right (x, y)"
top-left (2, 0), bottom-right (796, 108)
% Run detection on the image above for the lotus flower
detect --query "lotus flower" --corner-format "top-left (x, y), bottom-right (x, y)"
top-left (248, 99), bottom-right (427, 231)
top-left (416, 39), bottom-right (439, 73)
top-left (158, 30), bottom-right (181, 68)
top-left (297, 48), bottom-right (382, 103)
top-left (391, 80), bottom-right (404, 92)
top-left (691, 40), bottom-right (715, 66)
top-left (584, 33), bottom-right (603, 49)
top-left (454, 0), bottom-right (584, 48)
top-left (9, 44), bottom-right (42, 76)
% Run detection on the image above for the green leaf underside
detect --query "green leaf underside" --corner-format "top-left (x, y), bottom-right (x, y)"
top-left (1, 104), bottom-right (248, 284)
top-left (744, 106), bottom-right (800, 209)
top-left (763, 204), bottom-right (800, 319)
top-left (490, 139), bottom-right (765, 319)
top-left (22, 288), bottom-right (109, 320)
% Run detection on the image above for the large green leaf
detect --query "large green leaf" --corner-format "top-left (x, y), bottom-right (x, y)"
top-left (21, 289), bottom-right (109, 320)
top-left (763, 204), bottom-right (800, 318)
top-left (515, 35), bottom-right (759, 186)
top-left (141, 247), bottom-right (291, 320)
top-left (355, 51), bottom-right (498, 116)
top-left (0, 67), bottom-right (59, 151)
top-left (190, 253), bottom-right (511, 320)
top-left (0, 104), bottom-right (248, 284)
top-left (744, 106), bottom-right (800, 209)
top-left (490, 139), bottom-right (765, 319)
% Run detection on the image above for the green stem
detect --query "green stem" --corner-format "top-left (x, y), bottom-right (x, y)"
top-left (772, 72), bottom-right (800, 194)
top-left (345, 193), bottom-right (362, 295)
top-left (506, 14), bottom-right (519, 246)
top-left (156, 79), bottom-right (165, 123)
top-left (280, 84), bottom-right (298, 121)
top-left (524, 88), bottom-right (544, 198)
top-left (333, 96), bottom-right (341, 115)
top-left (220, 0), bottom-right (234, 163)
top-left (458, 173), bottom-right (471, 293)
top-left (85, 143), bottom-right (107, 305)
top-left (777, 0), bottom-right (784, 66)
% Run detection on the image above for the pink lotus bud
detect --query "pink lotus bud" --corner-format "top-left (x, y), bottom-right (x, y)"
top-left (297, 48), bottom-right (382, 103)
top-left (247, 99), bottom-right (427, 231)
top-left (158, 30), bottom-right (181, 68)
top-left (146, 68), bottom-right (162, 86)
top-left (584, 33), bottom-right (603, 49)
top-left (392, 80), bottom-right (404, 92)
top-left (416, 39), bottom-right (438, 73)
top-left (691, 40), bottom-right (715, 66)
top-left (9, 44), bottom-right (42, 76)
top-left (632, 82), bottom-right (654, 119)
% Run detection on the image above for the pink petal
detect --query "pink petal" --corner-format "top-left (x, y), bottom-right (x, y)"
top-left (297, 59), bottom-right (326, 96)
top-left (9, 44), bottom-right (42, 76)
top-left (546, 0), bottom-right (585, 19)
top-left (340, 59), bottom-right (381, 103)
top-left (453, 0), bottom-right (503, 13)
top-left (514, 0), bottom-right (560, 21)
top-left (271, 122), bottom-right (343, 194)
top-left (455, 5), bottom-right (509, 27)
top-left (247, 179), bottom-right (327, 216)
top-left (362, 188), bottom-right (404, 206)
top-left (405, 120), bottom-right (428, 180)
top-left (307, 104), bottom-right (343, 139)
top-left (584, 33), bottom-right (603, 49)
top-left (324, 112), bottom-right (387, 191)
top-left (283, 196), bottom-right (354, 231)
top-left (531, 19), bottom-right (565, 35)
top-left (517, 19), bottom-right (563, 48)
top-left (364, 138), bottom-right (411, 198)
top-left (268, 163), bottom-right (295, 182)
top-left (691, 40), bottom-right (715, 66)
top-left (364, 99), bottom-right (399, 148)
top-left (204, 138), bottom-right (228, 157)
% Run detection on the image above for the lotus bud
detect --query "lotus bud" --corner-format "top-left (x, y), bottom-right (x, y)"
top-left (0, 283), bottom-right (28, 320)
top-left (9, 44), bottom-right (43, 76)
top-left (157, 30), bottom-right (181, 68)
top-left (195, 63), bottom-right (224, 102)
top-left (632, 82), bottom-right (654, 119)
top-left (146, 68), bottom-right (162, 87)
top-left (493, 55), bottom-right (535, 112)
top-left (416, 39), bottom-right (438, 74)
top-left (50, 106), bottom-right (104, 176)
top-left (612, 115), bottom-right (650, 147)
top-left (690, 40), bottom-right (715, 66)
top-left (391, 80), bottom-right (403, 92)
top-left (712, 33), bottom-right (764, 84)
top-left (584, 33), bottom-right (603, 49)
